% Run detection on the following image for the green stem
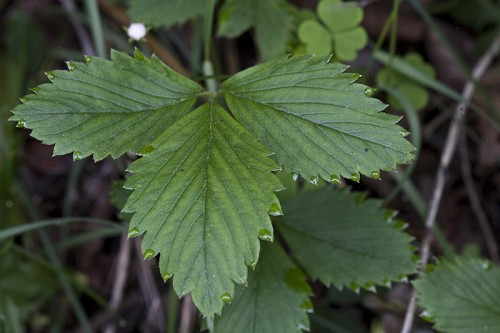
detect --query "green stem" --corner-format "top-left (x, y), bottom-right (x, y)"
top-left (207, 317), bottom-right (215, 333)
top-left (387, 0), bottom-right (401, 81)
top-left (0, 216), bottom-right (122, 241)
top-left (62, 160), bottom-right (85, 217)
top-left (203, 0), bottom-right (216, 61)
top-left (362, 11), bottom-right (394, 81)
top-left (203, 0), bottom-right (218, 94)
top-left (380, 86), bottom-right (421, 204)
top-left (84, 0), bottom-right (106, 57)
top-left (203, 60), bottom-right (218, 94)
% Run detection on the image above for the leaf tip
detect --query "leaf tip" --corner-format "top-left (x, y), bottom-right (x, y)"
top-left (45, 71), bottom-right (55, 82)
top-left (65, 61), bottom-right (77, 71)
top-left (143, 248), bottom-right (156, 260)
top-left (127, 227), bottom-right (141, 239)
top-left (258, 228), bottom-right (274, 242)
top-left (268, 203), bottom-right (283, 217)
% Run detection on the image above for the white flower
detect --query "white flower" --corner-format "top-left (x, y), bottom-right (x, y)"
top-left (127, 23), bottom-right (146, 41)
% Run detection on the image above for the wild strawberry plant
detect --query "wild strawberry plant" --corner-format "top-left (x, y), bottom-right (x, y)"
top-left (9, 0), bottom-right (499, 332)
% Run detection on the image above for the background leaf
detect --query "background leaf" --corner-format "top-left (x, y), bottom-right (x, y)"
top-left (333, 27), bottom-right (367, 61)
top-left (123, 102), bottom-right (283, 317)
top-left (298, 20), bottom-right (332, 56)
top-left (414, 257), bottom-right (500, 333)
top-left (129, 0), bottom-right (208, 27)
top-left (217, 0), bottom-right (293, 60)
top-left (376, 53), bottom-right (436, 111)
top-left (317, 0), bottom-right (367, 61)
top-left (277, 187), bottom-right (416, 290)
top-left (318, 0), bottom-right (363, 33)
top-left (222, 55), bottom-right (415, 183)
top-left (215, 242), bottom-right (312, 332)
top-left (10, 50), bottom-right (204, 161)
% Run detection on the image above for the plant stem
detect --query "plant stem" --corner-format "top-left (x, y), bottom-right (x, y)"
top-left (206, 317), bottom-right (215, 333)
top-left (203, 0), bottom-right (218, 94)
top-left (203, 60), bottom-right (217, 94)
top-left (203, 0), bottom-right (216, 62)
top-left (387, 0), bottom-right (401, 81)
top-left (84, 0), bottom-right (106, 58)
top-left (362, 11), bottom-right (393, 81)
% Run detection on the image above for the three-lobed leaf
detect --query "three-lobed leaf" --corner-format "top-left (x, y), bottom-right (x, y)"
top-left (277, 187), bottom-right (416, 291)
top-left (298, 0), bottom-right (368, 61)
top-left (10, 50), bottom-right (204, 161)
top-left (123, 102), bottom-right (282, 316)
top-left (10, 50), bottom-right (415, 317)
top-left (215, 242), bottom-right (312, 332)
top-left (414, 257), bottom-right (500, 333)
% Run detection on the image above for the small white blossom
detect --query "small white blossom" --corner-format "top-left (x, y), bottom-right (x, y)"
top-left (127, 23), bottom-right (147, 40)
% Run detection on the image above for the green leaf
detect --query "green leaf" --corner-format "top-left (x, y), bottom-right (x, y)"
top-left (217, 0), bottom-right (293, 60)
top-left (222, 55), bottom-right (415, 183)
top-left (298, 20), bottom-right (332, 56)
top-left (317, 0), bottom-right (367, 61)
top-left (318, 0), bottom-right (363, 33)
top-left (414, 257), bottom-right (500, 333)
top-left (376, 53), bottom-right (436, 111)
top-left (215, 242), bottom-right (312, 332)
top-left (109, 180), bottom-right (132, 222)
top-left (333, 27), bottom-right (367, 62)
top-left (277, 187), bottom-right (416, 290)
top-left (129, 0), bottom-right (207, 27)
top-left (10, 50), bottom-right (205, 161)
top-left (123, 102), bottom-right (283, 317)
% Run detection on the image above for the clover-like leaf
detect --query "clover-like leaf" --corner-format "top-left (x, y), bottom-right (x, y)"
top-left (217, 0), bottom-right (293, 60)
top-left (215, 242), bottom-right (312, 332)
top-left (277, 187), bottom-right (416, 290)
top-left (129, 0), bottom-right (208, 27)
top-left (298, 20), bottom-right (332, 56)
top-left (123, 102), bottom-right (283, 316)
top-left (333, 26), bottom-right (367, 61)
top-left (414, 257), bottom-right (500, 333)
top-left (9, 50), bottom-right (205, 161)
top-left (376, 53), bottom-right (436, 111)
top-left (222, 55), bottom-right (415, 183)
top-left (317, 0), bottom-right (367, 61)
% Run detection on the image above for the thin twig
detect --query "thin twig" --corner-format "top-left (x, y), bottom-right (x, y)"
top-left (459, 134), bottom-right (500, 264)
top-left (400, 32), bottom-right (500, 333)
top-left (104, 232), bottom-right (131, 333)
